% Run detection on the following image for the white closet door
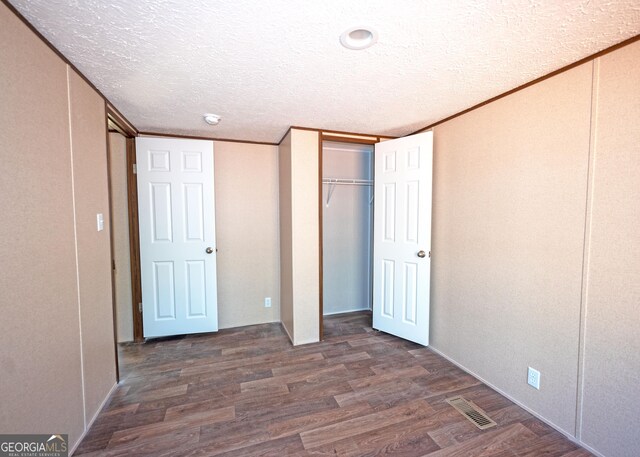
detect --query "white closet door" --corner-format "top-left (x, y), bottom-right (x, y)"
top-left (136, 136), bottom-right (218, 338)
top-left (372, 132), bottom-right (433, 345)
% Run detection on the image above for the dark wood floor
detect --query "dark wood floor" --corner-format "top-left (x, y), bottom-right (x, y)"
top-left (75, 312), bottom-right (591, 456)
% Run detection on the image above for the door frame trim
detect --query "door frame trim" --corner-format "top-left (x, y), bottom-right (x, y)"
top-left (105, 104), bottom-right (120, 382)
top-left (125, 135), bottom-right (144, 342)
top-left (318, 134), bottom-right (323, 341)
top-left (106, 108), bottom-right (144, 344)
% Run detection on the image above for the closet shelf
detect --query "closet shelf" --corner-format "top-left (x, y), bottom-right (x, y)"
top-left (322, 178), bottom-right (373, 186)
top-left (323, 178), bottom-right (373, 206)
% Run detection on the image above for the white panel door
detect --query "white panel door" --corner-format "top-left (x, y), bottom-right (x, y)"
top-left (373, 131), bottom-right (433, 345)
top-left (136, 136), bottom-right (218, 338)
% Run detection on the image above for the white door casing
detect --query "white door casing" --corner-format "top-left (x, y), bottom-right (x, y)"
top-left (136, 137), bottom-right (218, 338)
top-left (373, 131), bottom-right (433, 345)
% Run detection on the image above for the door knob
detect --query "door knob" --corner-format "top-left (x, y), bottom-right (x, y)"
top-left (206, 247), bottom-right (214, 254)
top-left (417, 250), bottom-right (426, 258)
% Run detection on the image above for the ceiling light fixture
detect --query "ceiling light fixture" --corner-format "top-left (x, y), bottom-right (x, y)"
top-left (340, 26), bottom-right (378, 50)
top-left (203, 113), bottom-right (221, 125)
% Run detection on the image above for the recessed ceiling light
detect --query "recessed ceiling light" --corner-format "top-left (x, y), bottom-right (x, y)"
top-left (340, 26), bottom-right (378, 50)
top-left (203, 113), bottom-right (221, 125)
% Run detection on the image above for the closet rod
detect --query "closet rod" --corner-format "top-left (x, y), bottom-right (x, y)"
top-left (322, 178), bottom-right (373, 186)
top-left (323, 178), bottom-right (373, 207)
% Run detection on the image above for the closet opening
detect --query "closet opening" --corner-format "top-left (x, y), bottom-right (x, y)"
top-left (106, 108), bottom-right (142, 382)
top-left (320, 139), bottom-right (375, 338)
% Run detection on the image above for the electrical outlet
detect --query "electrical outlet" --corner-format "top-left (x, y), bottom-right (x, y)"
top-left (264, 297), bottom-right (271, 308)
top-left (528, 367), bottom-right (541, 390)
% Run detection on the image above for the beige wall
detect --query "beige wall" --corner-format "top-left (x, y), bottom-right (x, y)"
top-left (278, 129), bottom-right (320, 345)
top-left (290, 129), bottom-right (321, 345)
top-left (108, 132), bottom-right (134, 342)
top-left (278, 132), bottom-right (294, 339)
top-left (214, 140), bottom-right (280, 329)
top-left (431, 62), bottom-right (592, 434)
top-left (430, 41), bottom-right (640, 456)
top-left (68, 69), bottom-right (117, 427)
top-left (0, 3), bottom-right (116, 450)
top-left (579, 41), bottom-right (640, 457)
top-left (0, 3), bottom-right (85, 444)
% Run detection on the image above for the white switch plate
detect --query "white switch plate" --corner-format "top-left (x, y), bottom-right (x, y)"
top-left (96, 213), bottom-right (104, 232)
top-left (264, 297), bottom-right (271, 308)
top-left (528, 367), bottom-right (541, 390)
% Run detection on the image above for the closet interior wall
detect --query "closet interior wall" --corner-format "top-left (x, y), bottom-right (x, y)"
top-left (322, 141), bottom-right (374, 315)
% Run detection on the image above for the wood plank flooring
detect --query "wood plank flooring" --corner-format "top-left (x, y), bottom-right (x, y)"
top-left (75, 312), bottom-right (591, 456)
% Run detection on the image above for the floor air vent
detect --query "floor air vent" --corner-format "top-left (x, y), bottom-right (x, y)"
top-left (446, 396), bottom-right (497, 430)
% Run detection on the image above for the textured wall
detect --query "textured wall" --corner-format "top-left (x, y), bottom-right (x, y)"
top-left (0, 3), bottom-right (85, 444)
top-left (0, 2), bottom-right (116, 450)
top-left (290, 129), bottom-right (321, 345)
top-left (278, 129), bottom-right (321, 345)
top-left (431, 40), bottom-right (640, 456)
top-left (431, 62), bottom-right (593, 434)
top-left (68, 69), bottom-right (117, 426)
top-left (108, 132), bottom-right (134, 343)
top-left (580, 40), bottom-right (640, 457)
top-left (214, 140), bottom-right (281, 329)
top-left (278, 132), bottom-right (294, 340)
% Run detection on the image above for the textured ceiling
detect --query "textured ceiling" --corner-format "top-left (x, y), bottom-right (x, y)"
top-left (9, 0), bottom-right (640, 143)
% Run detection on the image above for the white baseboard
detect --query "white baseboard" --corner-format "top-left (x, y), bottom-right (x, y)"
top-left (323, 306), bottom-right (371, 316)
top-left (280, 321), bottom-right (294, 345)
top-left (70, 382), bottom-right (118, 456)
top-left (427, 346), bottom-right (604, 457)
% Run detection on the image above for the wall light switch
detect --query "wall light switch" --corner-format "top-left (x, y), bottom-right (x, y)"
top-left (97, 213), bottom-right (104, 232)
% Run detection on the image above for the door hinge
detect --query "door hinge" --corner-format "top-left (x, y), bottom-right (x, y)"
top-left (132, 163), bottom-right (137, 174)
top-left (138, 302), bottom-right (142, 313)
top-left (429, 250), bottom-right (431, 258)
top-left (112, 259), bottom-right (116, 271)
